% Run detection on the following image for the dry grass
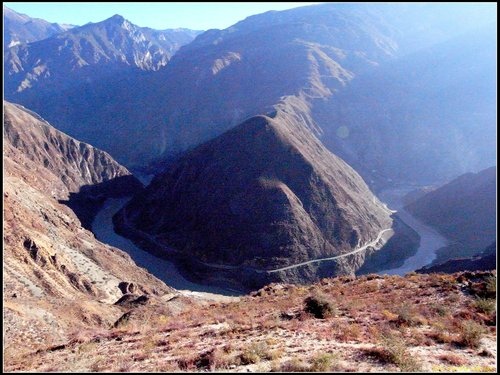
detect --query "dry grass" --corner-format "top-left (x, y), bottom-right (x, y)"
top-left (457, 320), bottom-right (487, 348)
top-left (377, 334), bottom-right (422, 372)
top-left (473, 298), bottom-right (496, 315)
top-left (4, 271), bottom-right (497, 373)
top-left (438, 353), bottom-right (467, 366)
top-left (309, 352), bottom-right (340, 371)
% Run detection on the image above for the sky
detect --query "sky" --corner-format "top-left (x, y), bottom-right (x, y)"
top-left (4, 2), bottom-right (323, 30)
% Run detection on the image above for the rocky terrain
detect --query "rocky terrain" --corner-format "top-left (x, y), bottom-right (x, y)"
top-left (3, 101), bottom-right (173, 359)
top-left (405, 167), bottom-right (496, 265)
top-left (4, 271), bottom-right (497, 372)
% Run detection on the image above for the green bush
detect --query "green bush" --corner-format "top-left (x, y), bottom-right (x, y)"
top-left (486, 275), bottom-right (496, 296)
top-left (304, 293), bottom-right (336, 319)
top-left (310, 353), bottom-right (339, 372)
top-left (240, 342), bottom-right (272, 364)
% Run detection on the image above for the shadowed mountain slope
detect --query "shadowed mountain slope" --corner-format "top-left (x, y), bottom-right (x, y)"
top-left (116, 110), bottom-right (396, 289)
top-left (405, 166), bottom-right (496, 264)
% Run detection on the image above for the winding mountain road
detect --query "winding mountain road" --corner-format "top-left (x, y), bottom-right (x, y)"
top-left (264, 228), bottom-right (393, 273)
top-left (120, 204), bottom-right (392, 274)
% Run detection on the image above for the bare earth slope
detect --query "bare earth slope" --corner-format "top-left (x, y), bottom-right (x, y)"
top-left (3, 101), bottom-right (173, 358)
top-left (116, 111), bottom-right (394, 289)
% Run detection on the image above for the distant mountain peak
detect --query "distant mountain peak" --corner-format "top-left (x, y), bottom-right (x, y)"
top-left (101, 13), bottom-right (133, 29)
top-left (108, 14), bottom-right (126, 22)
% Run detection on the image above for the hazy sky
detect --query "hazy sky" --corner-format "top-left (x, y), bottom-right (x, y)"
top-left (4, 2), bottom-right (322, 30)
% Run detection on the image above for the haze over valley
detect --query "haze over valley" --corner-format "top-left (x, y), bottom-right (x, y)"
top-left (3, 3), bottom-right (497, 372)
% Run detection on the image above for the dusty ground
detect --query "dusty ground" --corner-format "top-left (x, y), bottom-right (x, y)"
top-left (4, 271), bottom-right (496, 372)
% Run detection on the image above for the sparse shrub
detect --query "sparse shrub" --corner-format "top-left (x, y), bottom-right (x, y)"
top-left (485, 275), bottom-right (496, 296)
top-left (458, 320), bottom-right (486, 348)
top-left (304, 293), bottom-right (336, 319)
top-left (176, 353), bottom-right (198, 370)
top-left (428, 321), bottom-right (455, 344)
top-left (431, 302), bottom-right (450, 317)
top-left (407, 328), bottom-right (431, 346)
top-left (473, 298), bottom-right (496, 315)
top-left (379, 334), bottom-right (422, 372)
top-left (273, 358), bottom-right (310, 372)
top-left (381, 309), bottom-right (398, 321)
top-left (240, 342), bottom-right (273, 364)
top-left (335, 322), bottom-right (362, 342)
top-left (394, 303), bottom-right (422, 327)
top-left (310, 353), bottom-right (339, 372)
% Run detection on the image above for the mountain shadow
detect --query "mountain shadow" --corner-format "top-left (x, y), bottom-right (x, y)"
top-left (60, 175), bottom-right (143, 230)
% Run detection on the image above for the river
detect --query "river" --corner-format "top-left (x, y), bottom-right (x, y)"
top-left (91, 198), bottom-right (242, 296)
top-left (375, 187), bottom-right (449, 275)
top-left (92, 186), bottom-right (448, 291)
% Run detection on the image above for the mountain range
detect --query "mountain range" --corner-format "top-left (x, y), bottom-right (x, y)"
top-left (4, 6), bottom-right (74, 48)
top-left (4, 3), bottom-right (496, 188)
top-left (4, 1), bottom-right (496, 288)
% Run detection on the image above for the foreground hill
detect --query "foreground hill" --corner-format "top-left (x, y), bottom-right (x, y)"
top-left (3, 101), bottom-right (173, 356)
top-left (405, 166), bottom-right (496, 265)
top-left (5, 271), bottom-right (496, 372)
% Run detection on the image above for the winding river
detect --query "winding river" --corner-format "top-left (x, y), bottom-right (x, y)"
top-left (91, 198), bottom-right (241, 296)
top-left (91, 185), bottom-right (449, 295)
top-left (374, 187), bottom-right (449, 275)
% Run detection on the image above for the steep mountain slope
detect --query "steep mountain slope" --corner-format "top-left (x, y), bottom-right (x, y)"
top-left (417, 242), bottom-right (496, 274)
top-left (4, 14), bottom-right (201, 165)
top-left (317, 24), bottom-right (497, 185)
top-left (116, 110), bottom-right (398, 289)
top-left (4, 3), bottom-right (494, 181)
top-left (3, 6), bottom-right (73, 48)
top-left (3, 101), bottom-right (173, 354)
top-left (405, 166), bottom-right (496, 264)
